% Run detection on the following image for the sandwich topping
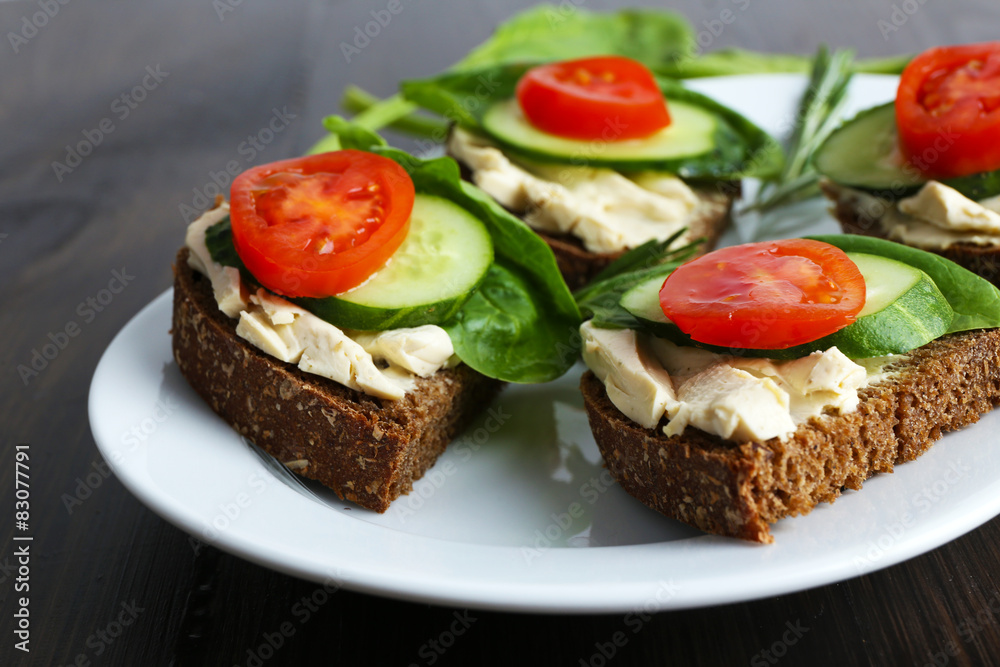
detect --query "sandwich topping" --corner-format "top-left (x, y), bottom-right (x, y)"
top-left (404, 57), bottom-right (780, 254)
top-left (826, 181), bottom-right (1000, 249)
top-left (449, 127), bottom-right (716, 254)
top-left (186, 203), bottom-right (454, 400)
top-left (580, 239), bottom-right (880, 442)
top-left (183, 129), bottom-right (583, 393)
top-left (580, 321), bottom-right (873, 442)
top-left (816, 43), bottom-right (1000, 250)
top-left (578, 234), bottom-right (1000, 442)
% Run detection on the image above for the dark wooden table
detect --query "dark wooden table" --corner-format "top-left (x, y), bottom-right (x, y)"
top-left (4, 1), bottom-right (1000, 664)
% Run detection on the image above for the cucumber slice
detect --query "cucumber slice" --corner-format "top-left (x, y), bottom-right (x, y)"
top-left (813, 103), bottom-right (922, 195)
top-left (619, 273), bottom-right (671, 329)
top-left (477, 81), bottom-right (780, 179)
top-left (482, 98), bottom-right (716, 167)
top-left (814, 102), bottom-right (1000, 200)
top-left (619, 252), bottom-right (953, 359)
top-left (295, 194), bottom-right (493, 330)
top-left (820, 253), bottom-right (952, 358)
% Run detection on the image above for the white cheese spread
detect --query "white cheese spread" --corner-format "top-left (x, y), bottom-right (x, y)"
top-left (580, 323), bottom-right (676, 429)
top-left (185, 205), bottom-right (455, 400)
top-left (580, 321), bottom-right (874, 442)
top-left (829, 180), bottom-right (1000, 250)
top-left (185, 203), bottom-right (248, 318)
top-left (899, 181), bottom-right (1000, 233)
top-left (448, 127), bottom-right (713, 254)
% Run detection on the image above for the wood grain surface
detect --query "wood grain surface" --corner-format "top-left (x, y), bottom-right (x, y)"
top-left (3, 0), bottom-right (1000, 665)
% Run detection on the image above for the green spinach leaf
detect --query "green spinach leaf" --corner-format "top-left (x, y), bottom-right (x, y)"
top-left (204, 216), bottom-right (241, 270)
top-left (455, 5), bottom-right (695, 72)
top-left (574, 235), bottom-right (699, 331)
top-left (444, 264), bottom-right (579, 384)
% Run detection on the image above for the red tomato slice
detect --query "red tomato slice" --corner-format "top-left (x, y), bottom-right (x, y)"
top-left (659, 240), bottom-right (866, 350)
top-left (897, 42), bottom-right (1000, 178)
top-left (515, 56), bottom-right (670, 141)
top-left (229, 150), bottom-right (414, 298)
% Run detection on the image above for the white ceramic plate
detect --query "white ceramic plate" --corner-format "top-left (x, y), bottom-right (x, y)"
top-left (89, 75), bottom-right (1000, 613)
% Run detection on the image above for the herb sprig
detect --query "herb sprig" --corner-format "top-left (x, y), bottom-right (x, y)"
top-left (747, 46), bottom-right (856, 214)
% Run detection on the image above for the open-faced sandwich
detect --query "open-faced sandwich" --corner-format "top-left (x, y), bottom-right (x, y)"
top-left (817, 42), bottom-right (1000, 286)
top-left (401, 55), bottom-right (780, 289)
top-left (575, 233), bottom-right (1000, 542)
top-left (172, 120), bottom-right (580, 512)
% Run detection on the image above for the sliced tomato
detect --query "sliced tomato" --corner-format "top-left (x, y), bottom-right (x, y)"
top-left (897, 42), bottom-right (1000, 178)
top-left (229, 150), bottom-right (414, 298)
top-left (659, 240), bottom-right (866, 350)
top-left (515, 55), bottom-right (670, 141)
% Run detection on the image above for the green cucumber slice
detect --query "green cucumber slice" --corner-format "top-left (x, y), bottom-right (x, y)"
top-left (619, 252), bottom-right (953, 359)
top-left (814, 102), bottom-right (1000, 200)
top-left (619, 272), bottom-right (671, 329)
top-left (809, 233), bottom-right (1000, 332)
top-left (819, 253), bottom-right (952, 358)
top-left (295, 194), bottom-right (493, 330)
top-left (476, 81), bottom-right (780, 178)
top-left (481, 98), bottom-right (717, 166)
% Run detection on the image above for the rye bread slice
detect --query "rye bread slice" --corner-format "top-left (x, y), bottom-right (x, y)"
top-left (821, 180), bottom-right (1000, 287)
top-left (581, 328), bottom-right (1000, 542)
top-left (171, 248), bottom-right (503, 512)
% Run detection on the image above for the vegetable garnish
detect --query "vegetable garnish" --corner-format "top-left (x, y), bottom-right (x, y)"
top-left (229, 150), bottom-right (414, 299)
top-left (897, 42), bottom-right (1000, 179)
top-left (659, 239), bottom-right (866, 349)
top-left (515, 56), bottom-right (670, 141)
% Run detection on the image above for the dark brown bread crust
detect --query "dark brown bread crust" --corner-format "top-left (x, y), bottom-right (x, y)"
top-left (821, 180), bottom-right (1000, 287)
top-left (171, 249), bottom-right (503, 512)
top-left (581, 328), bottom-right (1000, 542)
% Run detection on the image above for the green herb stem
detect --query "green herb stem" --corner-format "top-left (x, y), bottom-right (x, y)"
top-left (341, 87), bottom-right (449, 138)
top-left (750, 45), bottom-right (855, 214)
